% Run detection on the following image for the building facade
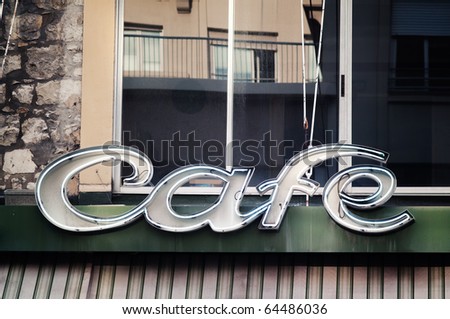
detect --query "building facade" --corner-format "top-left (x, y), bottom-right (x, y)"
top-left (0, 0), bottom-right (449, 299)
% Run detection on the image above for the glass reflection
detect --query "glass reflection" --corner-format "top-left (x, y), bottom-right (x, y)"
top-left (121, 0), bottom-right (338, 189)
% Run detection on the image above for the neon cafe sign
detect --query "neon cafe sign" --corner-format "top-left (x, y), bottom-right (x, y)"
top-left (35, 144), bottom-right (414, 234)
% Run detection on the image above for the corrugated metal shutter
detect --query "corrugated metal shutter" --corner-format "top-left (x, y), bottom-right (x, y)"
top-left (1, 253), bottom-right (449, 299)
top-left (392, 0), bottom-right (450, 36)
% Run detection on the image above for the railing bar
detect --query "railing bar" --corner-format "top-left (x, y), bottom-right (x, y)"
top-left (284, 45), bottom-right (287, 83)
top-left (288, 44), bottom-right (291, 83)
top-left (199, 39), bottom-right (201, 78)
top-left (189, 39), bottom-right (191, 77)
top-left (178, 39), bottom-right (183, 77)
top-left (294, 47), bottom-right (295, 82)
top-left (196, 39), bottom-right (198, 78)
top-left (133, 36), bottom-right (136, 77)
top-left (147, 37), bottom-right (150, 77)
top-left (186, 38), bottom-right (189, 77)
top-left (191, 39), bottom-right (194, 78)
top-left (149, 37), bottom-right (152, 77)
top-left (136, 36), bottom-right (140, 77)
top-left (284, 44), bottom-right (287, 83)
top-left (296, 44), bottom-right (299, 83)
top-left (199, 39), bottom-right (202, 78)
top-left (125, 34), bottom-right (310, 47)
top-left (286, 45), bottom-right (288, 83)
top-left (153, 37), bottom-right (156, 77)
top-left (158, 37), bottom-right (160, 77)
top-left (197, 39), bottom-right (200, 78)
top-left (167, 38), bottom-right (170, 78)
top-left (123, 35), bottom-right (316, 83)
top-left (188, 38), bottom-right (191, 77)
top-left (171, 38), bottom-right (174, 78)
top-left (287, 44), bottom-right (290, 83)
top-left (175, 39), bottom-right (178, 78)
top-left (174, 39), bottom-right (177, 78)
top-left (188, 38), bottom-right (189, 77)
top-left (150, 37), bottom-right (153, 77)
top-left (143, 36), bottom-right (146, 77)
top-left (181, 38), bottom-right (183, 77)
top-left (136, 36), bottom-right (142, 76)
top-left (130, 37), bottom-right (133, 76)
top-left (182, 38), bottom-right (184, 77)
top-left (178, 38), bottom-right (181, 78)
top-left (143, 37), bottom-right (146, 77)
top-left (164, 38), bottom-right (166, 77)
top-left (180, 39), bottom-right (182, 78)
top-left (163, 38), bottom-right (166, 77)
top-left (182, 39), bottom-right (184, 78)
top-left (169, 38), bottom-right (172, 78)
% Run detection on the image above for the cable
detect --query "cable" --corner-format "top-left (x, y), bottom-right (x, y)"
top-left (301, 0), bottom-right (308, 130)
top-left (1, 0), bottom-right (19, 77)
top-left (303, 0), bottom-right (326, 205)
top-left (309, 0), bottom-right (326, 146)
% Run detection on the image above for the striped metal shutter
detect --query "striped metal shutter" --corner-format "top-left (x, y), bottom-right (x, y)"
top-left (392, 0), bottom-right (450, 36)
top-left (1, 253), bottom-right (449, 299)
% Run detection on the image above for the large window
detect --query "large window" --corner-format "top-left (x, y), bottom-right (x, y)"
top-left (211, 45), bottom-right (276, 83)
top-left (351, 0), bottom-right (450, 192)
top-left (114, 0), bottom-right (450, 197)
top-left (123, 24), bottom-right (162, 76)
top-left (391, 36), bottom-right (450, 91)
top-left (209, 29), bottom-right (278, 83)
top-left (115, 0), bottom-right (338, 193)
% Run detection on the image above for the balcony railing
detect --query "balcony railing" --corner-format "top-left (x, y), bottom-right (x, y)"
top-left (123, 35), bottom-right (319, 83)
top-left (389, 67), bottom-right (450, 92)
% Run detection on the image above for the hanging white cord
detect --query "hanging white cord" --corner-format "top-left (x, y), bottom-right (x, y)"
top-left (309, 0), bottom-right (326, 146)
top-left (301, 0), bottom-right (311, 205)
top-left (0, 1), bottom-right (5, 24)
top-left (1, 0), bottom-right (19, 77)
top-left (300, 0), bottom-right (307, 129)
top-left (304, 0), bottom-right (325, 205)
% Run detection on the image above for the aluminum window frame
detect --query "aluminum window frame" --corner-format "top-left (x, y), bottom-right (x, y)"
top-left (112, 0), bottom-right (336, 196)
top-left (113, 0), bottom-right (239, 195)
top-left (341, 0), bottom-right (450, 196)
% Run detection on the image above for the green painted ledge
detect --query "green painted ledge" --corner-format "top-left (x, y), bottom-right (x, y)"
top-left (0, 205), bottom-right (449, 253)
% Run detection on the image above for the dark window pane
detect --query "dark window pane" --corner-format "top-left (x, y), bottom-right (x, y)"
top-left (428, 37), bottom-right (450, 90)
top-left (395, 37), bottom-right (424, 88)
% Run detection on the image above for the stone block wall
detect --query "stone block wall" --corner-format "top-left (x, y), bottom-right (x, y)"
top-left (0, 0), bottom-right (83, 193)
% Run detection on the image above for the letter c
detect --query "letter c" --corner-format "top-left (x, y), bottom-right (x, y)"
top-left (35, 145), bottom-right (152, 231)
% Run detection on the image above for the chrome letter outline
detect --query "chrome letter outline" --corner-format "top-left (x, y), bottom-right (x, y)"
top-left (35, 144), bottom-right (414, 234)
